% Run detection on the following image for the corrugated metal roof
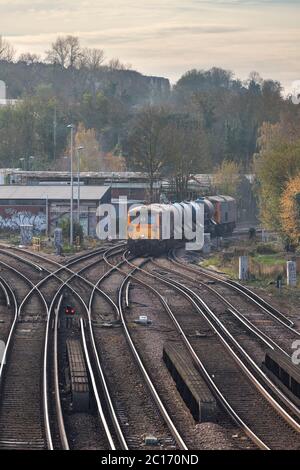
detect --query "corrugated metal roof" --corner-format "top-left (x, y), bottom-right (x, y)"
top-left (2, 170), bottom-right (152, 179)
top-left (0, 185), bottom-right (109, 201)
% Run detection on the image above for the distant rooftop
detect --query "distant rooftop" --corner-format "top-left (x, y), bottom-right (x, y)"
top-left (0, 185), bottom-right (110, 201)
top-left (0, 169), bottom-right (153, 180)
top-left (0, 99), bottom-right (19, 107)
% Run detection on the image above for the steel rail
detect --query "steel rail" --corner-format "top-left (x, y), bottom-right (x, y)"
top-left (173, 259), bottom-right (296, 356)
top-left (152, 259), bottom-right (277, 352)
top-left (80, 317), bottom-right (118, 450)
top-left (53, 295), bottom-right (69, 450)
top-left (121, 255), bottom-right (269, 450)
top-left (150, 258), bottom-right (300, 423)
top-left (98, 247), bottom-right (188, 450)
top-left (3, 245), bottom-right (128, 450)
top-left (82, 246), bottom-right (131, 450)
top-left (0, 278), bottom-right (11, 307)
top-left (118, 272), bottom-right (188, 450)
top-left (6, 245), bottom-right (126, 313)
top-left (0, 276), bottom-right (18, 386)
top-left (44, 265), bottom-right (119, 450)
top-left (0, 261), bottom-right (52, 449)
top-left (124, 256), bottom-right (300, 445)
top-left (0, 248), bottom-right (43, 273)
top-left (0, 246), bottom-right (125, 450)
top-left (171, 251), bottom-right (295, 329)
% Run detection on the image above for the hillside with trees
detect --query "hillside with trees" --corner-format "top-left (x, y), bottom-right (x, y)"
top-left (1, 34), bottom-right (300, 230)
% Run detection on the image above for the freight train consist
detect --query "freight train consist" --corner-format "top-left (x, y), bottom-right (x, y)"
top-left (127, 195), bottom-right (236, 254)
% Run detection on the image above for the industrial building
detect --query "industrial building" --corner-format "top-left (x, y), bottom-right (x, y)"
top-left (0, 170), bottom-right (161, 205)
top-left (0, 185), bottom-right (111, 236)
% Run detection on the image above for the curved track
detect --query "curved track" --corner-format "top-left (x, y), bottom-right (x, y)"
top-left (121, 253), bottom-right (300, 450)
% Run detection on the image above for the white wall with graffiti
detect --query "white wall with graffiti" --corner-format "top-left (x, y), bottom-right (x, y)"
top-left (0, 207), bottom-right (46, 233)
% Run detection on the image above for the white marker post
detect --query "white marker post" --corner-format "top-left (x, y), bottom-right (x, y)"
top-left (239, 256), bottom-right (249, 281)
top-left (202, 233), bottom-right (211, 254)
top-left (287, 261), bottom-right (297, 287)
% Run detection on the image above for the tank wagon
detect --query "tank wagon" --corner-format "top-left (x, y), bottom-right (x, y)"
top-left (163, 343), bottom-right (216, 422)
top-left (127, 195), bottom-right (236, 255)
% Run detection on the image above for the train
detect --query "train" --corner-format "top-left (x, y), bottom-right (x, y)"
top-left (127, 195), bottom-right (236, 255)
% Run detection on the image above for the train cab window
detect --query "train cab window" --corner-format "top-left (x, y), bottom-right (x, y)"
top-left (280, 368), bottom-right (290, 388)
top-left (129, 212), bottom-right (140, 224)
top-left (291, 377), bottom-right (300, 398)
top-left (148, 214), bottom-right (156, 224)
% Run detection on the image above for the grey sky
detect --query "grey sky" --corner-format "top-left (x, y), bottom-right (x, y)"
top-left (0, 0), bottom-right (299, 89)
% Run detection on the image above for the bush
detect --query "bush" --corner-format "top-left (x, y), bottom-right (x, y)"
top-left (256, 243), bottom-right (278, 255)
top-left (249, 227), bottom-right (256, 240)
top-left (59, 219), bottom-right (84, 244)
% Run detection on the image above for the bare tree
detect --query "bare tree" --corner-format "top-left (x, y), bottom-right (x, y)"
top-left (80, 47), bottom-right (105, 71)
top-left (127, 106), bottom-right (169, 202)
top-left (0, 35), bottom-right (15, 61)
top-left (19, 53), bottom-right (41, 65)
top-left (108, 58), bottom-right (132, 71)
top-left (45, 35), bottom-right (82, 68)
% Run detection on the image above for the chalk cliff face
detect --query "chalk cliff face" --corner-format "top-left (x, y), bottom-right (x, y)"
top-left (0, 80), bottom-right (6, 100)
top-left (0, 60), bottom-right (170, 105)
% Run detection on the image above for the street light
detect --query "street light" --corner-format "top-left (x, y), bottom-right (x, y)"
top-left (29, 156), bottom-right (35, 171)
top-left (19, 158), bottom-right (25, 171)
top-left (77, 146), bottom-right (84, 223)
top-left (67, 124), bottom-right (75, 245)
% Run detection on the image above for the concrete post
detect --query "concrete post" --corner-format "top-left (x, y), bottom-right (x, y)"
top-left (261, 229), bottom-right (269, 243)
top-left (202, 233), bottom-right (211, 254)
top-left (287, 261), bottom-right (297, 287)
top-left (239, 256), bottom-right (249, 281)
top-left (54, 227), bottom-right (63, 256)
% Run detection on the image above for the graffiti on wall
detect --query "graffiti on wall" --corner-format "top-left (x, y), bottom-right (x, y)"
top-left (0, 208), bottom-right (46, 233)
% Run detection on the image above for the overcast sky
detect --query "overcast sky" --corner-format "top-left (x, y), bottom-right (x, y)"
top-left (1, 0), bottom-right (299, 90)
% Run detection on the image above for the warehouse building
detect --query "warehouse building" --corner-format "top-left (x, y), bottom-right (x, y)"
top-left (0, 170), bottom-right (161, 204)
top-left (0, 185), bottom-right (111, 237)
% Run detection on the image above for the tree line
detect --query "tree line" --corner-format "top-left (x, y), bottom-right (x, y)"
top-left (1, 34), bottom-right (299, 220)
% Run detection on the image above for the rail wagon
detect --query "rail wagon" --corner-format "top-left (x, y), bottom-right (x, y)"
top-left (65, 338), bottom-right (90, 412)
top-left (207, 195), bottom-right (236, 236)
top-left (163, 342), bottom-right (216, 422)
top-left (127, 195), bottom-right (236, 255)
top-left (262, 349), bottom-right (300, 406)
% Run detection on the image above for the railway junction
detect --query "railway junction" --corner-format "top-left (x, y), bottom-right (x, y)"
top-left (0, 241), bottom-right (299, 450)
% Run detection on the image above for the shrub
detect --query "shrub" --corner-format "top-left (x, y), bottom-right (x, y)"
top-left (256, 243), bottom-right (278, 255)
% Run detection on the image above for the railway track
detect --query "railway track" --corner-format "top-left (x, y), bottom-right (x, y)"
top-left (122, 253), bottom-right (300, 449)
top-left (0, 246), bottom-right (126, 450)
top-left (46, 288), bottom-right (121, 450)
top-left (0, 276), bottom-right (15, 352)
top-left (88, 245), bottom-right (187, 450)
top-left (1, 242), bottom-right (300, 450)
top-left (170, 250), bottom-right (298, 341)
top-left (0, 261), bottom-right (48, 449)
top-left (163, 252), bottom-right (300, 360)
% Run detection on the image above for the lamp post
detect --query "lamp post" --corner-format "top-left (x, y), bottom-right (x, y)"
top-left (67, 124), bottom-right (75, 245)
top-left (77, 146), bottom-right (84, 223)
top-left (29, 156), bottom-right (35, 170)
top-left (19, 158), bottom-right (25, 171)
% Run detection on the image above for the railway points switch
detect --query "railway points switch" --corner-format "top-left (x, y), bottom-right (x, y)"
top-left (144, 435), bottom-right (159, 446)
top-left (134, 315), bottom-right (152, 325)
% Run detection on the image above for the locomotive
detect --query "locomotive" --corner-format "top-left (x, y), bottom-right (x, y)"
top-left (127, 195), bottom-right (236, 255)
